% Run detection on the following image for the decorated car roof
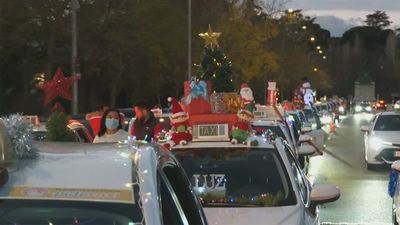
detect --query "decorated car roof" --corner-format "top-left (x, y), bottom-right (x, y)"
top-left (0, 141), bottom-right (163, 204)
top-left (172, 136), bottom-right (276, 149)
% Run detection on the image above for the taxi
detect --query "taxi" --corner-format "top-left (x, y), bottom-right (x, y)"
top-left (172, 123), bottom-right (340, 225)
top-left (0, 121), bottom-right (208, 225)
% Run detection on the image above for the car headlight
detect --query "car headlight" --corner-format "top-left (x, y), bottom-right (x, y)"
top-left (369, 137), bottom-right (383, 150)
top-left (366, 106), bottom-right (372, 111)
top-left (395, 104), bottom-right (400, 109)
top-left (339, 106), bottom-right (345, 112)
top-left (355, 105), bottom-right (362, 112)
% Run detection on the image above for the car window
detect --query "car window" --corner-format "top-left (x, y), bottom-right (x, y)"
top-left (374, 115), bottom-right (400, 131)
top-left (0, 200), bottom-right (142, 225)
top-left (160, 161), bottom-right (205, 225)
top-left (285, 147), bottom-right (309, 205)
top-left (174, 147), bottom-right (297, 207)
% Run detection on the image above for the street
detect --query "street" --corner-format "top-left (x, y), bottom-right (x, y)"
top-left (309, 114), bottom-right (392, 224)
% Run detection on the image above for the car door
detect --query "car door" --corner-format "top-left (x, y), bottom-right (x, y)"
top-left (284, 145), bottom-right (317, 225)
top-left (158, 157), bottom-right (208, 225)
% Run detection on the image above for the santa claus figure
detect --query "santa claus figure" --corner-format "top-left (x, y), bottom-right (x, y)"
top-left (300, 77), bottom-right (314, 106)
top-left (231, 102), bottom-right (254, 144)
top-left (240, 83), bottom-right (254, 108)
top-left (168, 97), bottom-right (192, 145)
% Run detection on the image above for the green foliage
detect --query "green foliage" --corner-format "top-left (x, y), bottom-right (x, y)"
top-left (197, 46), bottom-right (235, 92)
top-left (46, 112), bottom-right (76, 142)
top-left (365, 11), bottom-right (392, 29)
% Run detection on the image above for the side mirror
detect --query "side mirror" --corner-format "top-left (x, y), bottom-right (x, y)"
top-left (298, 144), bottom-right (316, 156)
top-left (392, 160), bottom-right (400, 172)
top-left (360, 125), bottom-right (369, 132)
top-left (299, 134), bottom-right (312, 143)
top-left (301, 127), bottom-right (312, 133)
top-left (311, 184), bottom-right (340, 205)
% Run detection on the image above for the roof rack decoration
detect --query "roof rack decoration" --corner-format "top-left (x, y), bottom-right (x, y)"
top-left (0, 114), bottom-right (37, 165)
top-left (231, 102), bottom-right (255, 144)
top-left (168, 97), bottom-right (192, 146)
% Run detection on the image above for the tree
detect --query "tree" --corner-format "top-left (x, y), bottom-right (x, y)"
top-left (46, 112), bottom-right (76, 142)
top-left (365, 11), bottom-right (392, 29)
top-left (196, 25), bottom-right (235, 92)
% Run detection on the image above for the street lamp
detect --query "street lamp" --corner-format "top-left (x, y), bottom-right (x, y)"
top-left (313, 67), bottom-right (318, 72)
top-left (288, 8), bottom-right (294, 13)
top-left (318, 50), bottom-right (323, 54)
top-left (316, 46), bottom-right (321, 50)
top-left (71, 0), bottom-right (79, 114)
top-left (310, 37), bottom-right (315, 42)
top-left (302, 26), bottom-right (307, 30)
top-left (323, 56), bottom-right (327, 59)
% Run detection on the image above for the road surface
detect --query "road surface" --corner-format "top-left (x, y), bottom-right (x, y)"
top-left (309, 114), bottom-right (392, 224)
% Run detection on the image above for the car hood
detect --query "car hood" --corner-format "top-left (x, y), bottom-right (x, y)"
top-left (371, 131), bottom-right (400, 144)
top-left (204, 205), bottom-right (307, 225)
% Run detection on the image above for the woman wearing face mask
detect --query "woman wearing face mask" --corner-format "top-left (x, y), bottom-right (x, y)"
top-left (93, 109), bottom-right (129, 143)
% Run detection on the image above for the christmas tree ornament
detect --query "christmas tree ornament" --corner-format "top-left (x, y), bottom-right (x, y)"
top-left (36, 67), bottom-right (80, 106)
top-left (198, 24), bottom-right (221, 49)
top-left (168, 97), bottom-right (192, 145)
top-left (1, 114), bottom-right (37, 159)
top-left (231, 102), bottom-right (254, 144)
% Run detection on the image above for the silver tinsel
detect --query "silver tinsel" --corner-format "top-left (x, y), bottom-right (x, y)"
top-left (1, 114), bottom-right (38, 159)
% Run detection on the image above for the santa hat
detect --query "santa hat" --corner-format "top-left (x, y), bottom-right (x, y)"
top-left (168, 97), bottom-right (187, 118)
top-left (240, 83), bottom-right (250, 89)
top-left (238, 101), bottom-right (255, 117)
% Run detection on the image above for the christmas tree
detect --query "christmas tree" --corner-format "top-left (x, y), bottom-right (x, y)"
top-left (46, 112), bottom-right (76, 142)
top-left (197, 25), bottom-right (235, 93)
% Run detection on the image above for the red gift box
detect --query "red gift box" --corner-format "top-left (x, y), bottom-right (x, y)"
top-left (185, 98), bottom-right (211, 115)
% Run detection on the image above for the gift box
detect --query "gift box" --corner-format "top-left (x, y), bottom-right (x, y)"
top-left (223, 93), bottom-right (242, 114)
top-left (185, 97), bottom-right (211, 115)
top-left (184, 80), bottom-right (212, 98)
top-left (210, 93), bottom-right (227, 114)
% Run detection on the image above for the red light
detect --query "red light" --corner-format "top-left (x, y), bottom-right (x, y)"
top-left (377, 103), bottom-right (381, 107)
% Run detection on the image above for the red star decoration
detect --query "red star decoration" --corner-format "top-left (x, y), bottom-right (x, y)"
top-left (36, 67), bottom-right (80, 106)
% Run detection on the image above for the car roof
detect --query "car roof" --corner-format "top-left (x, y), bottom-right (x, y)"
top-left (0, 141), bottom-right (166, 203)
top-left (378, 111), bottom-right (400, 116)
top-left (173, 137), bottom-right (276, 150)
top-left (251, 119), bottom-right (283, 126)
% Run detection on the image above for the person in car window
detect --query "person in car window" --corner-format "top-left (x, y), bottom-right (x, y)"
top-left (130, 100), bottom-right (161, 142)
top-left (93, 109), bottom-right (128, 143)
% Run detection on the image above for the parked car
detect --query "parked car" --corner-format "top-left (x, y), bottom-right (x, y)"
top-left (361, 111), bottom-right (400, 169)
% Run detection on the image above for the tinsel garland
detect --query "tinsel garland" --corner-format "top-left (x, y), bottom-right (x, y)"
top-left (2, 114), bottom-right (38, 159)
top-left (388, 170), bottom-right (399, 198)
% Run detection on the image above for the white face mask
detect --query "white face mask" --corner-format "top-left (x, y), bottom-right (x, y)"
top-left (105, 118), bottom-right (119, 130)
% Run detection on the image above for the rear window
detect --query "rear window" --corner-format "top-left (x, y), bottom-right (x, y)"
top-left (0, 199), bottom-right (142, 225)
top-left (374, 115), bottom-right (400, 131)
top-left (174, 148), bottom-right (296, 207)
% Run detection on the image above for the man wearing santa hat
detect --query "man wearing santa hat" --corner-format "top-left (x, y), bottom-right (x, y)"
top-left (239, 83), bottom-right (254, 108)
top-left (168, 97), bottom-right (192, 145)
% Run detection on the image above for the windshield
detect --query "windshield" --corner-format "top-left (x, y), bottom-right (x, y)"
top-left (374, 115), bottom-right (400, 131)
top-left (0, 200), bottom-right (142, 225)
top-left (174, 148), bottom-right (296, 207)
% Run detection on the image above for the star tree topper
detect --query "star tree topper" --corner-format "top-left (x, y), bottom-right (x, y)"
top-left (36, 67), bottom-right (80, 106)
top-left (198, 24), bottom-right (221, 49)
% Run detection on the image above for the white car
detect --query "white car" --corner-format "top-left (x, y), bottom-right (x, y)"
top-left (394, 100), bottom-right (400, 110)
top-left (361, 111), bottom-right (400, 169)
top-left (172, 133), bottom-right (340, 225)
top-left (0, 135), bottom-right (207, 224)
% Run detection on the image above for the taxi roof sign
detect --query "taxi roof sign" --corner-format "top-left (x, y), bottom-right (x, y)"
top-left (192, 123), bottom-right (229, 142)
top-left (253, 105), bottom-right (285, 121)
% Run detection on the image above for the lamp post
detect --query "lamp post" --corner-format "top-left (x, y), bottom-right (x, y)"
top-left (71, 0), bottom-right (79, 114)
top-left (187, 0), bottom-right (192, 80)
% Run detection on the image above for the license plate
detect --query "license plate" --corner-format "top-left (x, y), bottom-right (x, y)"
top-left (394, 151), bottom-right (400, 157)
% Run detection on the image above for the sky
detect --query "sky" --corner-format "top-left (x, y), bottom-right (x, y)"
top-left (286, 0), bottom-right (400, 37)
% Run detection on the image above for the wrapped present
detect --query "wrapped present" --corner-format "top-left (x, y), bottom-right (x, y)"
top-left (184, 80), bottom-right (211, 103)
top-left (185, 97), bottom-right (212, 115)
top-left (223, 93), bottom-right (242, 114)
top-left (210, 93), bottom-right (227, 114)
